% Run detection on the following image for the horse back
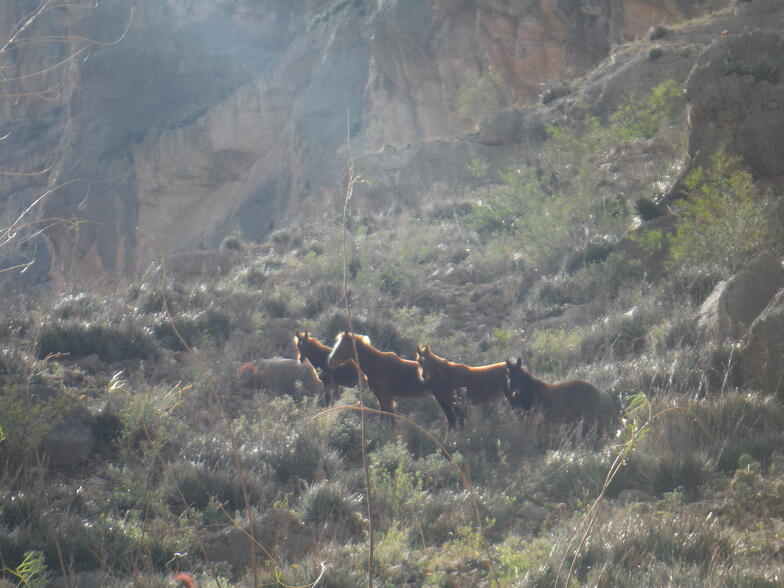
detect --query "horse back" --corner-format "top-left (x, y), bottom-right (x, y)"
top-left (385, 356), bottom-right (431, 398)
top-left (552, 379), bottom-right (601, 420)
top-left (460, 363), bottom-right (508, 403)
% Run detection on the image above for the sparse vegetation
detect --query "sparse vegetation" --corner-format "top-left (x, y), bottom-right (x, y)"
top-left (669, 149), bottom-right (773, 273)
top-left (2, 14), bottom-right (784, 588)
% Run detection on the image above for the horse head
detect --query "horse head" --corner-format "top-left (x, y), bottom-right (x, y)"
top-left (415, 344), bottom-right (431, 383)
top-left (293, 331), bottom-right (310, 362)
top-left (505, 357), bottom-right (535, 411)
top-left (327, 331), bottom-right (355, 369)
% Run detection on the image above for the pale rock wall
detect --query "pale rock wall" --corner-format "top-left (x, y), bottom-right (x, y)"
top-left (0, 0), bottom-right (728, 287)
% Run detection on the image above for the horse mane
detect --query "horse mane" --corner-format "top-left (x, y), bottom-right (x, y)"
top-left (335, 332), bottom-right (372, 346)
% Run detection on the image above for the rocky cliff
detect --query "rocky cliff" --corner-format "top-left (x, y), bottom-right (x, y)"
top-left (0, 0), bottom-right (740, 287)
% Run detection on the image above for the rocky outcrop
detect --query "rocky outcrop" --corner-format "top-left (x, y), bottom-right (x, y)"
top-left (741, 288), bottom-right (784, 398)
top-left (698, 253), bottom-right (784, 341)
top-left (0, 0), bottom-right (731, 287)
top-left (682, 21), bottom-right (784, 185)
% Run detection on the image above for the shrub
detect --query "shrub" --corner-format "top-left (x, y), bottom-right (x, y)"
top-left (163, 461), bottom-right (265, 514)
top-left (635, 196), bottom-right (665, 221)
top-left (221, 236), bottom-right (242, 251)
top-left (152, 308), bottom-right (231, 350)
top-left (36, 320), bottom-right (158, 362)
top-left (648, 25), bottom-right (669, 40)
top-left (53, 293), bottom-right (101, 320)
top-left (607, 79), bottom-right (683, 140)
top-left (261, 291), bottom-right (290, 319)
top-left (669, 150), bottom-right (773, 273)
top-left (725, 50), bottom-right (778, 81)
top-left (528, 328), bottom-right (584, 374)
top-left (456, 73), bottom-right (502, 124)
top-left (299, 481), bottom-right (363, 540)
top-left (269, 432), bottom-right (324, 483)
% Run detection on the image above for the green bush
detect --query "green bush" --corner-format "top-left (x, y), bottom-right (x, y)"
top-left (0, 386), bottom-right (69, 467)
top-left (669, 150), bottom-right (773, 273)
top-left (456, 73), bottom-right (502, 124)
top-left (528, 328), bottom-right (585, 374)
top-left (163, 461), bottom-right (265, 514)
top-left (299, 481), bottom-right (363, 540)
top-left (607, 79), bottom-right (682, 140)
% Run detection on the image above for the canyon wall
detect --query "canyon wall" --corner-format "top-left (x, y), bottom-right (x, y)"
top-left (0, 0), bottom-right (728, 287)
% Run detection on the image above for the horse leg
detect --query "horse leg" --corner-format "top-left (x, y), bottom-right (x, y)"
top-left (453, 403), bottom-right (467, 428)
top-left (430, 383), bottom-right (459, 430)
top-left (375, 389), bottom-right (397, 429)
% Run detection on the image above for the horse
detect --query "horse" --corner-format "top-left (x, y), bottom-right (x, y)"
top-left (293, 331), bottom-right (360, 405)
top-left (505, 357), bottom-right (602, 429)
top-left (327, 331), bottom-right (459, 428)
top-left (415, 344), bottom-right (512, 427)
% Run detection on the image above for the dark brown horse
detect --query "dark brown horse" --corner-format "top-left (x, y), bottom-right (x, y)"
top-left (415, 344), bottom-right (511, 426)
top-left (293, 331), bottom-right (360, 405)
top-left (505, 358), bottom-right (601, 427)
top-left (327, 332), bottom-right (459, 428)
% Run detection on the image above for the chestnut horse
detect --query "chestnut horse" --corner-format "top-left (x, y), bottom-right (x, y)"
top-left (327, 332), bottom-right (459, 428)
top-left (415, 344), bottom-right (512, 427)
top-left (505, 358), bottom-right (601, 427)
top-left (293, 331), bottom-right (360, 405)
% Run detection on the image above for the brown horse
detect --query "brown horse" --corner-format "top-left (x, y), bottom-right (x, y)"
top-left (293, 331), bottom-right (360, 405)
top-left (327, 332), bottom-right (459, 428)
top-left (415, 344), bottom-right (512, 427)
top-left (505, 358), bottom-right (601, 427)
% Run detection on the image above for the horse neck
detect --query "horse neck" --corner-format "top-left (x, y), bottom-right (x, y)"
top-left (355, 338), bottom-right (414, 377)
top-left (304, 339), bottom-right (331, 369)
top-left (517, 370), bottom-right (549, 396)
top-left (345, 336), bottom-right (376, 369)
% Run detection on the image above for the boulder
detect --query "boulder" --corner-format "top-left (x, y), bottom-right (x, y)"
top-left (741, 288), bottom-right (784, 398)
top-left (697, 253), bottom-right (784, 341)
top-left (242, 358), bottom-right (325, 400)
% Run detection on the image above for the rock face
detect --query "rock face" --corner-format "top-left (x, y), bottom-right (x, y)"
top-left (682, 22), bottom-right (784, 187)
top-left (0, 0), bottom-right (729, 287)
top-left (741, 288), bottom-right (784, 399)
top-left (698, 253), bottom-right (784, 341)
